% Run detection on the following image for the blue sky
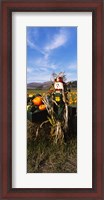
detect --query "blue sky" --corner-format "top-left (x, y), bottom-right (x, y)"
top-left (27, 27), bottom-right (77, 83)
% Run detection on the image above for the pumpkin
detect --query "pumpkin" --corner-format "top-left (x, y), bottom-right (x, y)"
top-left (39, 104), bottom-right (46, 111)
top-left (32, 96), bottom-right (42, 106)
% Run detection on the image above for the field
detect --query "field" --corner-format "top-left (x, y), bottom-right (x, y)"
top-left (27, 89), bottom-right (77, 173)
top-left (27, 89), bottom-right (48, 96)
top-left (27, 88), bottom-right (77, 106)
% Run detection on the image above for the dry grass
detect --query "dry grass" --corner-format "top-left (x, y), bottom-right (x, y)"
top-left (27, 88), bottom-right (77, 173)
top-left (27, 120), bottom-right (77, 173)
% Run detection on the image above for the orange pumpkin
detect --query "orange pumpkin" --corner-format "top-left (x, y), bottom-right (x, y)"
top-left (32, 96), bottom-right (42, 106)
top-left (39, 104), bottom-right (46, 111)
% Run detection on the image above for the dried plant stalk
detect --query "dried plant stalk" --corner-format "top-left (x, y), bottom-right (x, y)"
top-left (42, 94), bottom-right (66, 143)
top-left (36, 72), bottom-right (69, 143)
top-left (50, 121), bottom-right (64, 144)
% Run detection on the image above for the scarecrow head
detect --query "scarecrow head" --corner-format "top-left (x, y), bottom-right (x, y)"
top-left (51, 72), bottom-right (66, 92)
top-left (51, 72), bottom-right (66, 103)
top-left (54, 76), bottom-right (64, 91)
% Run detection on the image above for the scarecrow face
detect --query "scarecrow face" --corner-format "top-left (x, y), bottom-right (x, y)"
top-left (54, 82), bottom-right (64, 90)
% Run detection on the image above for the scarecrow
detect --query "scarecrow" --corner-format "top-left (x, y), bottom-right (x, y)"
top-left (27, 72), bottom-right (69, 142)
top-left (50, 72), bottom-right (69, 134)
top-left (53, 74), bottom-right (66, 121)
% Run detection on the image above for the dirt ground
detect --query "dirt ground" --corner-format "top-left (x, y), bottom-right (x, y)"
top-left (27, 118), bottom-right (77, 173)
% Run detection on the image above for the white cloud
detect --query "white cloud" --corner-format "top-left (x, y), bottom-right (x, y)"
top-left (27, 70), bottom-right (52, 83)
top-left (66, 72), bottom-right (77, 81)
top-left (44, 28), bottom-right (68, 52)
top-left (27, 27), bottom-right (39, 45)
top-left (27, 70), bottom-right (77, 83)
top-left (27, 28), bottom-right (77, 83)
top-left (27, 28), bottom-right (70, 70)
top-left (29, 56), bottom-right (57, 70)
top-left (27, 67), bottom-right (33, 73)
top-left (27, 28), bottom-right (69, 54)
top-left (27, 60), bottom-right (77, 83)
top-left (67, 63), bottom-right (77, 70)
top-left (27, 56), bottom-right (58, 83)
top-left (27, 39), bottom-right (46, 56)
top-left (27, 27), bottom-right (47, 56)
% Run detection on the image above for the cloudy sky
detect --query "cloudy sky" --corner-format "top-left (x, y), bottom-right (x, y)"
top-left (27, 27), bottom-right (77, 83)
